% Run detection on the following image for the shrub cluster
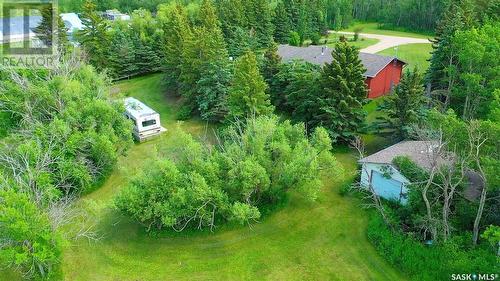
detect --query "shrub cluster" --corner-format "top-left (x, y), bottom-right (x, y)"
top-left (0, 62), bottom-right (133, 279)
top-left (1, 65), bottom-right (133, 199)
top-left (116, 116), bottom-right (342, 231)
top-left (368, 215), bottom-right (498, 281)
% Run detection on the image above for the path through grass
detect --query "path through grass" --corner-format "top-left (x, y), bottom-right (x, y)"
top-left (58, 74), bottom-right (406, 281)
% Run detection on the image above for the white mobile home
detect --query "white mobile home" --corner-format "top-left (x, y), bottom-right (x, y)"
top-left (124, 97), bottom-right (166, 142)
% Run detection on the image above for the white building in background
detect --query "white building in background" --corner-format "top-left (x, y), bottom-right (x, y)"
top-left (103, 10), bottom-right (130, 21)
top-left (124, 97), bottom-right (166, 142)
top-left (60, 13), bottom-right (83, 43)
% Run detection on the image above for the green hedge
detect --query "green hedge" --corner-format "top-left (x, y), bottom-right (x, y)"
top-left (367, 215), bottom-right (498, 281)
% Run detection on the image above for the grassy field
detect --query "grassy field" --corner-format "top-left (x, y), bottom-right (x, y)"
top-left (378, 43), bottom-right (433, 71)
top-left (324, 32), bottom-right (380, 50)
top-left (342, 22), bottom-right (433, 39)
top-left (51, 74), bottom-right (407, 281)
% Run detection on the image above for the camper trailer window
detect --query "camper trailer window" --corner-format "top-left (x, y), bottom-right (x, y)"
top-left (142, 120), bottom-right (157, 127)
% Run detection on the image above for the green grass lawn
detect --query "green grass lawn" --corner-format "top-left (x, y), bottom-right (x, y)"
top-left (52, 74), bottom-right (408, 281)
top-left (324, 32), bottom-right (380, 50)
top-left (0, 74), bottom-right (403, 281)
top-left (377, 43), bottom-right (433, 72)
top-left (342, 22), bottom-right (433, 39)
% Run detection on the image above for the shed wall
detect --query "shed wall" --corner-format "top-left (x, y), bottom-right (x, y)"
top-left (366, 60), bottom-right (404, 99)
top-left (360, 163), bottom-right (410, 204)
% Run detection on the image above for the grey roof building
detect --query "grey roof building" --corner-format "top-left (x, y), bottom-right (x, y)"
top-left (278, 44), bottom-right (405, 78)
top-left (359, 141), bottom-right (439, 170)
top-left (359, 141), bottom-right (482, 202)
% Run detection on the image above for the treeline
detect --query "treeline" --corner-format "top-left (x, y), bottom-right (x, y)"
top-left (75, 0), bottom-right (354, 79)
top-left (76, 1), bottom-right (164, 79)
top-left (62, 0), bottom-right (499, 34)
top-left (427, 0), bottom-right (499, 120)
top-left (352, 0), bottom-right (499, 31)
top-left (59, 0), bottom-right (197, 13)
top-left (76, 0), bottom-right (365, 132)
top-left (113, 0), bottom-right (369, 233)
top-left (352, 0), bottom-right (448, 31)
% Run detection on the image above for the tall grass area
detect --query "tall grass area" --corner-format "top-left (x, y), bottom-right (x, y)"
top-left (378, 43), bottom-right (433, 71)
top-left (0, 112), bottom-right (13, 139)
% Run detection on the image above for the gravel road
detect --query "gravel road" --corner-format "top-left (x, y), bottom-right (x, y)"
top-left (335, 31), bottom-right (430, 54)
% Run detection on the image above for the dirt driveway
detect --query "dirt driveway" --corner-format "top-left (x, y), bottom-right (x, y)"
top-left (335, 31), bottom-right (430, 54)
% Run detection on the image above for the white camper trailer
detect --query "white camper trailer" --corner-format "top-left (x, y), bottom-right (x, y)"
top-left (124, 97), bottom-right (166, 142)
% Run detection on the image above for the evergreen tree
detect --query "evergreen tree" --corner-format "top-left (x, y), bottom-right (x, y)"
top-left (252, 0), bottom-right (274, 48)
top-left (132, 34), bottom-right (160, 75)
top-left (374, 68), bottom-right (428, 140)
top-left (78, 0), bottom-right (110, 70)
top-left (215, 0), bottom-right (256, 57)
top-left (313, 43), bottom-right (367, 142)
top-left (228, 51), bottom-right (274, 120)
top-left (196, 60), bottom-right (232, 122)
top-left (283, 0), bottom-right (300, 31)
top-left (107, 28), bottom-right (137, 78)
top-left (129, 9), bottom-right (163, 73)
top-left (308, 0), bottom-right (328, 36)
top-left (226, 27), bottom-right (258, 58)
top-left (180, 0), bottom-right (231, 117)
top-left (32, 5), bottom-right (69, 53)
top-left (160, 4), bottom-right (191, 92)
top-left (215, 0), bottom-right (246, 36)
top-left (273, 1), bottom-right (292, 44)
top-left (198, 0), bottom-right (221, 31)
top-left (262, 43), bottom-right (282, 94)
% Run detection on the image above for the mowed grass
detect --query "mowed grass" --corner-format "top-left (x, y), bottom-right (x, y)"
top-left (377, 43), bottom-right (433, 71)
top-left (50, 74), bottom-right (405, 280)
top-left (325, 32), bottom-right (380, 50)
top-left (342, 21), bottom-right (433, 39)
top-left (362, 98), bottom-right (394, 154)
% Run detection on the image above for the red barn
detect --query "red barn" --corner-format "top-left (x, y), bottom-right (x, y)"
top-left (278, 45), bottom-right (406, 99)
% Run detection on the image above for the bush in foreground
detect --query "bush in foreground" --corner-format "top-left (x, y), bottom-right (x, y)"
top-left (367, 215), bottom-right (498, 281)
top-left (0, 189), bottom-right (62, 280)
